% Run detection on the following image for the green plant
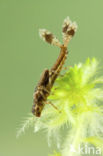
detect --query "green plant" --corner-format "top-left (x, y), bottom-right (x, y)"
top-left (17, 17), bottom-right (103, 156)
top-left (17, 58), bottom-right (103, 156)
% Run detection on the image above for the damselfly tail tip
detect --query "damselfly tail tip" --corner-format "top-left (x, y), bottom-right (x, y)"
top-left (39, 29), bottom-right (61, 48)
top-left (62, 16), bottom-right (72, 33)
top-left (62, 16), bottom-right (78, 47)
top-left (62, 16), bottom-right (78, 33)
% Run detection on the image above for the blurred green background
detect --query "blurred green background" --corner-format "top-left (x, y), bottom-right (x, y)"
top-left (0, 0), bottom-right (103, 156)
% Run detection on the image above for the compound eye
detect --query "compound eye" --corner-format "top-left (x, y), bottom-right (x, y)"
top-left (32, 106), bottom-right (35, 115)
top-left (32, 104), bottom-right (37, 115)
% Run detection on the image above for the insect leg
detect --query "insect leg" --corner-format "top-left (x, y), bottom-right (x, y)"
top-left (46, 101), bottom-right (61, 113)
top-left (38, 86), bottom-right (50, 94)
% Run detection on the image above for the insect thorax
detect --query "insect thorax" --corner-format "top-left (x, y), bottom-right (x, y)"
top-left (32, 85), bottom-right (50, 117)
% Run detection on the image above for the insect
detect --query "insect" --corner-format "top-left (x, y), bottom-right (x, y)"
top-left (32, 17), bottom-right (77, 117)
